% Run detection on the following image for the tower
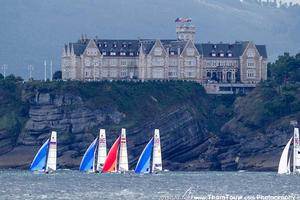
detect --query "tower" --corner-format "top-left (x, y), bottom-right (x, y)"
top-left (175, 17), bottom-right (196, 42)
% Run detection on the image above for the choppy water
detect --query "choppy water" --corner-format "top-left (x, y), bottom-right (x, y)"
top-left (0, 170), bottom-right (299, 200)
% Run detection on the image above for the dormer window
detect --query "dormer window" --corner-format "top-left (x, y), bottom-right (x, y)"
top-left (170, 52), bottom-right (175, 55)
top-left (213, 44), bottom-right (217, 49)
top-left (122, 44), bottom-right (127, 48)
top-left (219, 53), bottom-right (224, 57)
top-left (110, 52), bottom-right (116, 56)
top-left (113, 43), bottom-right (117, 48)
top-left (129, 52), bottom-right (134, 56)
top-left (211, 53), bottom-right (216, 57)
top-left (120, 52), bottom-right (126, 56)
top-left (104, 44), bottom-right (107, 47)
top-left (228, 53), bottom-right (232, 57)
top-left (102, 51), bottom-right (107, 56)
top-left (99, 44), bottom-right (102, 47)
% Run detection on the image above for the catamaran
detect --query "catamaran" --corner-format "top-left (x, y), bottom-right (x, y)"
top-left (135, 129), bottom-right (162, 173)
top-left (30, 131), bottom-right (57, 173)
top-left (278, 127), bottom-right (300, 174)
top-left (102, 128), bottom-right (129, 173)
top-left (79, 129), bottom-right (107, 172)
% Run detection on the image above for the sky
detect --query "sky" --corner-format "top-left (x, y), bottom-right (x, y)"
top-left (0, 0), bottom-right (299, 80)
top-left (288, 0), bottom-right (300, 3)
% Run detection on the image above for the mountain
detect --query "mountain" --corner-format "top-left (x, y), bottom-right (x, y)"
top-left (0, 0), bottom-right (299, 79)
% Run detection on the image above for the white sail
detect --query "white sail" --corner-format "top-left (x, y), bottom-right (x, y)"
top-left (96, 129), bottom-right (107, 171)
top-left (278, 137), bottom-right (293, 174)
top-left (46, 131), bottom-right (57, 172)
top-left (152, 129), bottom-right (162, 172)
top-left (118, 128), bottom-right (128, 172)
top-left (293, 128), bottom-right (300, 174)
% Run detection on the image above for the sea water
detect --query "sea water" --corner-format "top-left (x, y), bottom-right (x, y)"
top-left (0, 170), bottom-right (299, 200)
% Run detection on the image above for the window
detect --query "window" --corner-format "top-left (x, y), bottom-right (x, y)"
top-left (85, 69), bottom-right (91, 77)
top-left (86, 48), bottom-right (98, 56)
top-left (228, 53), bottom-right (232, 57)
top-left (102, 68), bottom-right (108, 77)
top-left (102, 59), bottom-right (108, 66)
top-left (152, 57), bottom-right (164, 66)
top-left (168, 67), bottom-right (178, 78)
top-left (154, 47), bottom-right (162, 56)
top-left (152, 68), bottom-right (164, 79)
top-left (94, 58), bottom-right (100, 66)
top-left (219, 53), bottom-right (224, 57)
top-left (184, 58), bottom-right (196, 66)
top-left (211, 53), bottom-right (216, 57)
top-left (129, 52), bottom-right (134, 56)
top-left (247, 69), bottom-right (256, 78)
top-left (247, 49), bottom-right (255, 58)
top-left (120, 60), bottom-right (127, 66)
top-left (186, 48), bottom-right (195, 56)
top-left (247, 59), bottom-right (255, 68)
top-left (169, 58), bottom-right (178, 66)
top-left (110, 68), bottom-right (118, 77)
top-left (120, 52), bottom-right (126, 56)
top-left (170, 51), bottom-right (175, 55)
top-left (109, 59), bottom-right (117, 66)
top-left (110, 52), bottom-right (116, 56)
top-left (185, 68), bottom-right (196, 78)
top-left (85, 58), bottom-right (91, 66)
top-left (120, 69), bottom-right (127, 77)
top-left (102, 51), bottom-right (107, 56)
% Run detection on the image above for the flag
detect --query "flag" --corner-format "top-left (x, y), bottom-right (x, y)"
top-left (175, 17), bottom-right (192, 23)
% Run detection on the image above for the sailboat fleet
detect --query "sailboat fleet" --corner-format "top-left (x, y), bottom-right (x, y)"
top-left (30, 128), bottom-right (162, 174)
top-left (31, 126), bottom-right (300, 175)
top-left (278, 127), bottom-right (300, 175)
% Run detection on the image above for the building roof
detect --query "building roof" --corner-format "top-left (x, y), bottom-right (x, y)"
top-left (68, 38), bottom-right (267, 59)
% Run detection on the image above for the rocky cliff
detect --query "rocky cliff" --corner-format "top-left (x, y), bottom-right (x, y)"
top-left (0, 79), bottom-right (297, 171)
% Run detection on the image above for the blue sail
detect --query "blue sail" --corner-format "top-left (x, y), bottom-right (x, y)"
top-left (30, 139), bottom-right (50, 171)
top-left (135, 138), bottom-right (154, 173)
top-left (79, 138), bottom-right (98, 172)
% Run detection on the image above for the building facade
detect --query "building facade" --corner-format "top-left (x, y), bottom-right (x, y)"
top-left (61, 21), bottom-right (267, 88)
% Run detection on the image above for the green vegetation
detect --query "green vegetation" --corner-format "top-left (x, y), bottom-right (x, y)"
top-left (234, 52), bottom-right (300, 129)
top-left (0, 75), bottom-right (27, 146)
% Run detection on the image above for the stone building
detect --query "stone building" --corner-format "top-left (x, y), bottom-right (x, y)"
top-left (61, 20), bottom-right (267, 92)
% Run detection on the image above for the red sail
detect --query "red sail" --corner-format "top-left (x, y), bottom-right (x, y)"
top-left (102, 136), bottom-right (120, 173)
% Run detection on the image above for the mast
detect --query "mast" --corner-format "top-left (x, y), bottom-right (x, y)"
top-left (96, 129), bottom-right (107, 171)
top-left (152, 129), bottom-right (163, 172)
top-left (293, 127), bottom-right (300, 174)
top-left (45, 131), bottom-right (57, 172)
top-left (118, 128), bottom-right (129, 172)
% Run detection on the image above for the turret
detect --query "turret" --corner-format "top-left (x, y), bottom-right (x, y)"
top-left (175, 17), bottom-right (196, 42)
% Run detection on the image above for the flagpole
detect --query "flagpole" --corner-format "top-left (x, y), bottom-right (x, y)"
top-left (50, 60), bottom-right (53, 81)
top-left (44, 60), bottom-right (47, 81)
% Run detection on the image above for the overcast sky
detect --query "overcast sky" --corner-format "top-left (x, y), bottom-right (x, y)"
top-left (287, 0), bottom-right (300, 3)
top-left (281, 0), bottom-right (300, 3)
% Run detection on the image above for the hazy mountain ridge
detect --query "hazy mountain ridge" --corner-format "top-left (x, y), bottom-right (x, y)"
top-left (0, 0), bottom-right (299, 79)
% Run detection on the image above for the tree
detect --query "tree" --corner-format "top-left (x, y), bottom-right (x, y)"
top-left (53, 71), bottom-right (62, 80)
